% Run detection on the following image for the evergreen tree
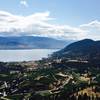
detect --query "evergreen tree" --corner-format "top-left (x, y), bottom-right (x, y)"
top-left (78, 94), bottom-right (82, 100)
top-left (83, 93), bottom-right (88, 100)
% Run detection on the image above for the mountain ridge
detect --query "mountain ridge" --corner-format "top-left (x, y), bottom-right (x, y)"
top-left (52, 39), bottom-right (100, 61)
top-left (0, 36), bottom-right (71, 49)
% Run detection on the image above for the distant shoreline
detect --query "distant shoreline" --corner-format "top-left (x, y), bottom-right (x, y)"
top-left (0, 48), bottom-right (60, 50)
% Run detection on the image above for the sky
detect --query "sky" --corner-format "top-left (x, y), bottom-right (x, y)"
top-left (0, 0), bottom-right (100, 40)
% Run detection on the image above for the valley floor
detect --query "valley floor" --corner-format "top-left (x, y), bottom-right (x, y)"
top-left (0, 59), bottom-right (99, 100)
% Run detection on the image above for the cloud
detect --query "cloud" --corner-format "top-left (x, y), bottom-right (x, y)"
top-left (0, 10), bottom-right (100, 40)
top-left (80, 20), bottom-right (100, 40)
top-left (20, 0), bottom-right (28, 7)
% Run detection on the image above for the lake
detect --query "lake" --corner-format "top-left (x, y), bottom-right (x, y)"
top-left (0, 49), bottom-right (59, 62)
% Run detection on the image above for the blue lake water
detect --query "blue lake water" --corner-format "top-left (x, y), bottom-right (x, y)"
top-left (0, 49), bottom-right (59, 62)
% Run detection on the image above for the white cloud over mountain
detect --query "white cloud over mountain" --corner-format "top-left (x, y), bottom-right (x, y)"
top-left (0, 10), bottom-right (100, 40)
top-left (80, 20), bottom-right (100, 40)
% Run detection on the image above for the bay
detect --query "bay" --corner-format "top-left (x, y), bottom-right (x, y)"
top-left (0, 49), bottom-right (58, 62)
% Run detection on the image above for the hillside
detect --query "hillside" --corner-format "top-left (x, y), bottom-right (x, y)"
top-left (52, 39), bottom-right (100, 61)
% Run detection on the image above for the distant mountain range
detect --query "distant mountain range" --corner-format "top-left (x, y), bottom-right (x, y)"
top-left (52, 39), bottom-right (100, 61)
top-left (0, 36), bottom-right (71, 49)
